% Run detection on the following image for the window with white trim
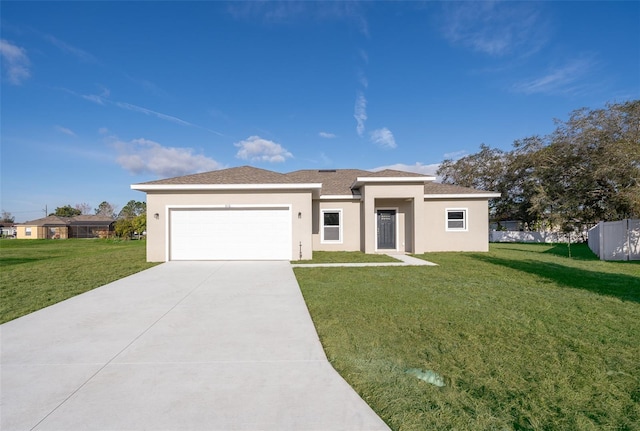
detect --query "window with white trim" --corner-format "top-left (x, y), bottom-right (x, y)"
top-left (321, 209), bottom-right (342, 243)
top-left (25, 227), bottom-right (32, 237)
top-left (446, 209), bottom-right (467, 231)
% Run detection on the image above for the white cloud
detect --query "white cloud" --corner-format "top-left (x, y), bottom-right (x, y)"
top-left (98, 127), bottom-right (109, 135)
top-left (114, 138), bottom-right (222, 177)
top-left (319, 132), bottom-right (336, 139)
top-left (354, 92), bottom-right (367, 136)
top-left (115, 102), bottom-right (194, 127)
top-left (443, 150), bottom-right (468, 160)
top-left (372, 162), bottom-right (440, 176)
top-left (358, 69), bottom-right (368, 88)
top-left (45, 34), bottom-right (97, 63)
top-left (234, 136), bottom-right (293, 163)
top-left (55, 126), bottom-right (76, 136)
top-left (0, 39), bottom-right (30, 85)
top-left (228, 2), bottom-right (368, 36)
top-left (370, 127), bottom-right (397, 149)
top-left (512, 57), bottom-right (595, 95)
top-left (440, 2), bottom-right (548, 57)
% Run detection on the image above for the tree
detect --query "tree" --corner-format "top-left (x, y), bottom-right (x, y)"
top-left (95, 201), bottom-right (117, 218)
top-left (75, 203), bottom-right (92, 215)
top-left (438, 144), bottom-right (508, 220)
top-left (438, 100), bottom-right (640, 231)
top-left (118, 200), bottom-right (146, 219)
top-left (0, 210), bottom-right (15, 223)
top-left (51, 205), bottom-right (81, 217)
top-left (114, 218), bottom-right (135, 239)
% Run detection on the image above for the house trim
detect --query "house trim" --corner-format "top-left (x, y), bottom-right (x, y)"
top-left (320, 208), bottom-right (343, 244)
top-left (425, 193), bottom-right (501, 199)
top-left (131, 183), bottom-right (322, 192)
top-left (445, 207), bottom-right (469, 232)
top-left (351, 176), bottom-right (435, 189)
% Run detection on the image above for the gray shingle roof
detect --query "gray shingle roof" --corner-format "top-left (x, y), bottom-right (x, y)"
top-left (139, 166), bottom-right (292, 185)
top-left (18, 215), bottom-right (115, 226)
top-left (135, 166), bottom-right (496, 196)
top-left (423, 182), bottom-right (496, 195)
top-left (285, 169), bottom-right (370, 195)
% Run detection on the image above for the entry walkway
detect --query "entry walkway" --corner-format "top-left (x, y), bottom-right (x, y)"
top-left (1, 261), bottom-right (390, 430)
top-left (291, 253), bottom-right (438, 268)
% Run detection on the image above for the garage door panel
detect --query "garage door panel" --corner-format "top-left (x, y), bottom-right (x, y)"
top-left (170, 208), bottom-right (291, 260)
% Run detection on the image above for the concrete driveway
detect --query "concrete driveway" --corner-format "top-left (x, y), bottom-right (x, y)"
top-left (1, 261), bottom-right (390, 430)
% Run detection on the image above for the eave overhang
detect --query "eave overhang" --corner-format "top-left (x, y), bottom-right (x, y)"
top-left (350, 176), bottom-right (436, 189)
top-left (423, 192), bottom-right (502, 199)
top-left (131, 183), bottom-right (324, 199)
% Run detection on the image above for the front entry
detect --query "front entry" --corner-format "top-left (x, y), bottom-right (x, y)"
top-left (376, 209), bottom-right (396, 250)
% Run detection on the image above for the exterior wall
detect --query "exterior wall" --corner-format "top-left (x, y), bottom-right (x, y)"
top-left (361, 183), bottom-right (426, 254)
top-left (312, 200), bottom-right (361, 251)
top-left (16, 226), bottom-right (37, 239)
top-left (144, 190), bottom-right (313, 262)
top-left (373, 198), bottom-right (413, 253)
top-left (16, 226), bottom-right (68, 239)
top-left (423, 199), bottom-right (490, 252)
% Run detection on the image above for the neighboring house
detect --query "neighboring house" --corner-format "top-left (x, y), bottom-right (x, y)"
top-left (16, 215), bottom-right (115, 239)
top-left (132, 166), bottom-right (500, 262)
top-left (0, 224), bottom-right (17, 237)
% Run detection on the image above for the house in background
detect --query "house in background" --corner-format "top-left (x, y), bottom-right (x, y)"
top-left (0, 223), bottom-right (17, 237)
top-left (132, 166), bottom-right (500, 262)
top-left (16, 215), bottom-right (115, 239)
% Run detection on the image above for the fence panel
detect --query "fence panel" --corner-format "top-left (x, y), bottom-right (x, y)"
top-left (588, 223), bottom-right (601, 258)
top-left (602, 220), bottom-right (629, 260)
top-left (630, 219), bottom-right (640, 260)
top-left (490, 231), bottom-right (580, 243)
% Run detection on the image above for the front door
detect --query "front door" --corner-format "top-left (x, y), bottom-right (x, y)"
top-left (377, 210), bottom-right (396, 249)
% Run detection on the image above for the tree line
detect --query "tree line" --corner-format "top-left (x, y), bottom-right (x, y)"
top-left (437, 100), bottom-right (640, 234)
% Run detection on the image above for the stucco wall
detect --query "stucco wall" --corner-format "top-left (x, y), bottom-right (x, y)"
top-left (312, 200), bottom-right (361, 251)
top-left (361, 183), bottom-right (426, 254)
top-left (144, 190), bottom-right (313, 262)
top-left (423, 199), bottom-right (490, 252)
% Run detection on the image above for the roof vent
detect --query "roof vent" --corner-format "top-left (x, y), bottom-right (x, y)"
top-left (318, 169), bottom-right (336, 173)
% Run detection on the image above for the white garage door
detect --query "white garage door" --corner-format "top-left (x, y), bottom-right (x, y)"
top-left (170, 207), bottom-right (292, 260)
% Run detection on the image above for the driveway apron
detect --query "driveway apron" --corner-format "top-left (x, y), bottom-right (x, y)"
top-left (1, 261), bottom-right (390, 430)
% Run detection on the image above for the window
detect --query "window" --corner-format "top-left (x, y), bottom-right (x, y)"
top-left (25, 227), bottom-right (32, 237)
top-left (321, 209), bottom-right (342, 243)
top-left (446, 209), bottom-right (467, 231)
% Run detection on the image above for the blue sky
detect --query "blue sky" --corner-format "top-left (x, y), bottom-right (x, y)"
top-left (2, 1), bottom-right (639, 222)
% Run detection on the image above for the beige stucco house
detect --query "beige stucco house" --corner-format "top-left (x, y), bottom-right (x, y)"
top-left (16, 215), bottom-right (115, 239)
top-left (131, 166), bottom-right (500, 262)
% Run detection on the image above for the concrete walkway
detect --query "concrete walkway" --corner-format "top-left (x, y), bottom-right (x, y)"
top-left (1, 261), bottom-right (390, 430)
top-left (291, 253), bottom-right (437, 268)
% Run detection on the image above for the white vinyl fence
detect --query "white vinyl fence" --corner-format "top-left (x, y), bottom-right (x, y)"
top-left (490, 230), bottom-right (583, 244)
top-left (588, 219), bottom-right (640, 261)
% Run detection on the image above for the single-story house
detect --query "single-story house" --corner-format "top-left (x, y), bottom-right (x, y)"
top-left (0, 223), bottom-right (17, 237)
top-left (16, 215), bottom-right (115, 239)
top-left (131, 166), bottom-right (500, 262)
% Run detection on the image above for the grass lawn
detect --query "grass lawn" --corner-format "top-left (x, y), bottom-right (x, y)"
top-left (295, 243), bottom-right (640, 431)
top-left (0, 239), bottom-right (158, 324)
top-left (295, 250), bottom-right (400, 264)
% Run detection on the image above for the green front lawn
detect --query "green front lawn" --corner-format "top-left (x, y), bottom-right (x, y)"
top-left (0, 239), bottom-right (158, 324)
top-left (295, 243), bottom-right (640, 430)
top-left (295, 250), bottom-right (400, 264)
